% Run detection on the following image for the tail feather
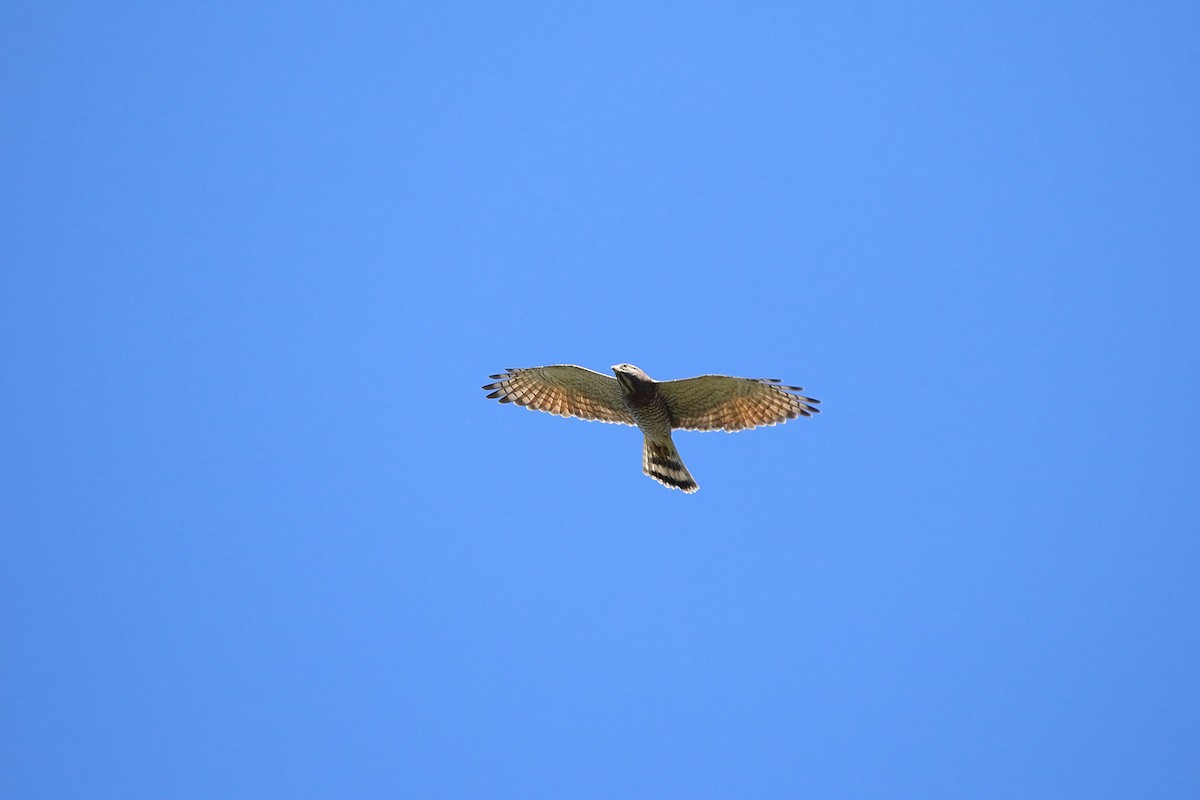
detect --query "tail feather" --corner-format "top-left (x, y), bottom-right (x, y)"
top-left (643, 438), bottom-right (698, 493)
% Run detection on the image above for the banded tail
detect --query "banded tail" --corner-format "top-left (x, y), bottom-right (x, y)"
top-left (643, 437), bottom-right (698, 494)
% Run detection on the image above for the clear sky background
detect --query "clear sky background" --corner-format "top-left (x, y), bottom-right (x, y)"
top-left (2, 3), bottom-right (1198, 798)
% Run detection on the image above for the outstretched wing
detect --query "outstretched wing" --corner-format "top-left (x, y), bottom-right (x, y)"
top-left (657, 375), bottom-right (821, 432)
top-left (482, 365), bottom-right (635, 425)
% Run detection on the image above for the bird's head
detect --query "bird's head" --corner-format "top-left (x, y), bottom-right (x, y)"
top-left (611, 363), bottom-right (652, 391)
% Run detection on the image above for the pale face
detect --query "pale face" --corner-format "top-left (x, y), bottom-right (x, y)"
top-left (611, 363), bottom-right (652, 389)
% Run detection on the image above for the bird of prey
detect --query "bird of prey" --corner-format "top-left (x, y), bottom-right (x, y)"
top-left (482, 364), bottom-right (820, 493)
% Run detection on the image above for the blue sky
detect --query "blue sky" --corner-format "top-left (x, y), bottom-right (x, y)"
top-left (2, 3), bottom-right (1198, 798)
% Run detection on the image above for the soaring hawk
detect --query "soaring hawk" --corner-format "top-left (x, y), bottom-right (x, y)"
top-left (482, 364), bottom-right (820, 493)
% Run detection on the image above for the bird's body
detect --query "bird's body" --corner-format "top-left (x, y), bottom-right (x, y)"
top-left (612, 364), bottom-right (672, 437)
top-left (610, 364), bottom-right (697, 491)
top-left (482, 363), bottom-right (820, 493)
